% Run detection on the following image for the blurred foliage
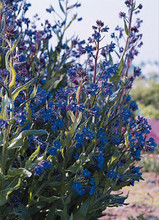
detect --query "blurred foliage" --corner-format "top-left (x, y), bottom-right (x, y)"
top-left (131, 77), bottom-right (159, 120)
top-left (128, 214), bottom-right (146, 220)
top-left (140, 154), bottom-right (159, 174)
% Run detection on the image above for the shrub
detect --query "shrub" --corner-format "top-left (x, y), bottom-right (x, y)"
top-left (131, 80), bottom-right (159, 119)
top-left (0, 0), bottom-right (156, 219)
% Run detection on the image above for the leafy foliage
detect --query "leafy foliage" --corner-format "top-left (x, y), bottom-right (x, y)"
top-left (131, 79), bottom-right (159, 119)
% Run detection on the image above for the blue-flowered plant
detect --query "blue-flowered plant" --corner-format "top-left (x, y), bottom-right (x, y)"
top-left (0, 0), bottom-right (156, 219)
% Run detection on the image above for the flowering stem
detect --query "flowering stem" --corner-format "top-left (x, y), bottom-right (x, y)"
top-left (1, 125), bottom-right (9, 190)
top-left (0, 81), bottom-right (10, 96)
top-left (0, 0), bottom-right (2, 28)
top-left (75, 81), bottom-right (82, 121)
top-left (119, 3), bottom-right (134, 65)
top-left (93, 39), bottom-right (100, 84)
top-left (113, 138), bottom-right (133, 169)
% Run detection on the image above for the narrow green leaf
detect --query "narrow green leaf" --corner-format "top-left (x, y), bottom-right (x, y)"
top-left (25, 145), bottom-right (41, 169)
top-left (8, 168), bottom-right (32, 178)
top-left (9, 59), bottom-right (16, 89)
top-left (74, 198), bottom-right (90, 219)
top-left (59, 0), bottom-right (65, 14)
top-left (11, 78), bottom-right (35, 101)
top-left (124, 130), bottom-right (129, 146)
top-left (10, 34), bottom-right (21, 53)
top-left (65, 14), bottom-right (77, 31)
top-left (8, 130), bottom-right (48, 149)
top-left (30, 84), bottom-right (38, 98)
top-left (5, 50), bottom-right (11, 72)
top-left (46, 205), bottom-right (55, 220)
top-left (69, 213), bottom-right (74, 220)
top-left (61, 205), bottom-right (68, 220)
top-left (15, 204), bottom-right (32, 220)
top-left (124, 19), bottom-right (129, 36)
top-left (67, 110), bottom-right (75, 123)
top-left (39, 195), bottom-right (60, 203)
top-left (0, 178), bottom-right (21, 206)
top-left (76, 85), bottom-right (80, 102)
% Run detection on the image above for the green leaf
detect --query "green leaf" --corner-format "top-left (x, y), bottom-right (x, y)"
top-left (124, 130), bottom-right (129, 146)
top-left (39, 195), bottom-right (60, 203)
top-left (0, 93), bottom-right (13, 119)
top-left (59, 0), bottom-right (65, 14)
top-left (61, 204), bottom-right (68, 220)
top-left (43, 74), bottom-right (65, 90)
top-left (14, 204), bottom-right (32, 220)
top-left (73, 198), bottom-right (90, 219)
top-left (67, 162), bottom-right (79, 173)
top-left (9, 58), bottom-right (17, 89)
top-left (69, 213), bottom-right (74, 220)
top-left (111, 60), bottom-right (124, 87)
top-left (76, 85), bottom-right (80, 102)
top-left (10, 34), bottom-right (21, 53)
top-left (94, 172), bottom-right (99, 186)
top-left (30, 84), bottom-right (38, 98)
top-left (67, 110), bottom-right (75, 123)
top-left (5, 50), bottom-right (11, 72)
top-left (66, 111), bottom-right (82, 137)
top-left (25, 145), bottom-right (41, 169)
top-left (8, 130), bottom-right (48, 149)
top-left (7, 168), bottom-right (32, 178)
top-left (124, 19), bottom-right (129, 36)
top-left (46, 205), bottom-right (55, 220)
top-left (11, 78), bottom-right (35, 101)
top-left (65, 14), bottom-right (77, 31)
top-left (0, 178), bottom-right (21, 206)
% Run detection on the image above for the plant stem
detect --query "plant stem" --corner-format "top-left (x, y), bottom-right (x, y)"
top-left (93, 39), bottom-right (100, 84)
top-left (119, 4), bottom-right (134, 65)
top-left (1, 126), bottom-right (9, 176)
top-left (113, 138), bottom-right (133, 169)
top-left (75, 81), bottom-right (82, 121)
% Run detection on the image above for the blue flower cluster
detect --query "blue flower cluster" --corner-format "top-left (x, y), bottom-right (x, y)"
top-left (48, 140), bottom-right (62, 156)
top-left (34, 160), bottom-right (52, 176)
top-left (72, 173), bottom-right (96, 196)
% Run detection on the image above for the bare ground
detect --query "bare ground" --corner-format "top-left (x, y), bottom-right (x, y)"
top-left (99, 172), bottom-right (159, 220)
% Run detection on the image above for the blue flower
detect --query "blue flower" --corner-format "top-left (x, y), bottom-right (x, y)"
top-left (56, 119), bottom-right (64, 128)
top-left (107, 169), bottom-right (118, 180)
top-left (78, 188), bottom-right (86, 196)
top-left (129, 101), bottom-right (138, 111)
top-left (89, 186), bottom-right (96, 195)
top-left (54, 140), bottom-right (62, 149)
top-left (107, 170), bottom-right (114, 178)
top-left (106, 42), bottom-right (115, 53)
top-left (75, 143), bottom-right (82, 149)
top-left (85, 45), bottom-right (94, 53)
top-left (90, 178), bottom-right (95, 186)
top-left (48, 148), bottom-right (57, 155)
top-left (38, 160), bottom-right (52, 169)
top-left (101, 26), bottom-right (109, 32)
top-left (72, 182), bottom-right (82, 191)
top-left (75, 133), bottom-right (85, 145)
top-left (132, 166), bottom-right (142, 177)
top-left (146, 137), bottom-right (157, 152)
top-left (97, 154), bottom-right (105, 170)
top-left (83, 168), bottom-right (91, 178)
top-left (87, 84), bottom-right (99, 95)
top-left (34, 166), bottom-right (44, 176)
top-left (92, 31), bottom-right (101, 40)
top-left (72, 182), bottom-right (85, 195)
top-left (74, 152), bottom-right (80, 160)
top-left (51, 124), bottom-right (57, 132)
